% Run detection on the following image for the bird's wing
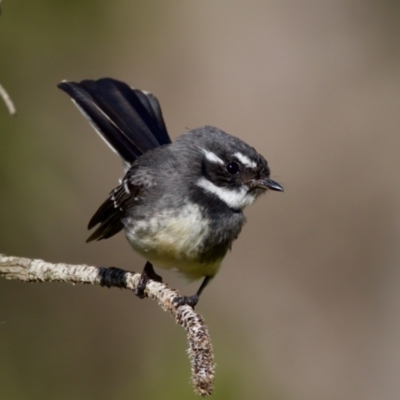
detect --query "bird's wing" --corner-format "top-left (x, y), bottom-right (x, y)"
top-left (86, 172), bottom-right (143, 242)
top-left (58, 78), bottom-right (171, 165)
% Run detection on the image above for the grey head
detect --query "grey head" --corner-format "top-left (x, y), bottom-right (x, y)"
top-left (172, 125), bottom-right (283, 212)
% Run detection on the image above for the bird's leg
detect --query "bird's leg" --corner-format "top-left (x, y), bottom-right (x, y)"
top-left (135, 261), bottom-right (163, 299)
top-left (173, 276), bottom-right (212, 309)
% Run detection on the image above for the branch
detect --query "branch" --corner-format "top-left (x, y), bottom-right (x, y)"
top-left (0, 83), bottom-right (16, 115)
top-left (0, 253), bottom-right (215, 396)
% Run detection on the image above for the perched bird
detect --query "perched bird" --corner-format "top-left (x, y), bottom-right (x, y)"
top-left (58, 78), bottom-right (283, 307)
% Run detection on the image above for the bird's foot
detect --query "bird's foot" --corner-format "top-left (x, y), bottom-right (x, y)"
top-left (134, 262), bottom-right (163, 299)
top-left (173, 294), bottom-right (199, 309)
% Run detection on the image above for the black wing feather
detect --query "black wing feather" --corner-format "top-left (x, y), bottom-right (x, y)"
top-left (86, 212), bottom-right (124, 242)
top-left (86, 177), bottom-right (141, 242)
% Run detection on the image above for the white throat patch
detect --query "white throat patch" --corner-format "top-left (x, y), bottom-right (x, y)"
top-left (196, 177), bottom-right (256, 209)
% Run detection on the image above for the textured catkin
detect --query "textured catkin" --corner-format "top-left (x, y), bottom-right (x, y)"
top-left (145, 279), bottom-right (215, 396)
top-left (178, 307), bottom-right (215, 396)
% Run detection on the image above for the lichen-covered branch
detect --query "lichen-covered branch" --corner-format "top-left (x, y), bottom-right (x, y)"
top-left (0, 253), bottom-right (215, 396)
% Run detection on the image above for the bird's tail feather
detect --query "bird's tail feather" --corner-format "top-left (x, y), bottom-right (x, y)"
top-left (58, 78), bottom-right (171, 165)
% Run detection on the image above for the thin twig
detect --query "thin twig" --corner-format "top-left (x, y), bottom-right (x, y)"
top-left (0, 253), bottom-right (215, 396)
top-left (0, 83), bottom-right (16, 115)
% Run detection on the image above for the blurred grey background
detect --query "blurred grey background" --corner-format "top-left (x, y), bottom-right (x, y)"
top-left (1, 1), bottom-right (400, 399)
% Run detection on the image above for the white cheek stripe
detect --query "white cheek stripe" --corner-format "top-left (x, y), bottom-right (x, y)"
top-left (196, 177), bottom-right (256, 209)
top-left (233, 152), bottom-right (257, 169)
top-left (201, 148), bottom-right (224, 165)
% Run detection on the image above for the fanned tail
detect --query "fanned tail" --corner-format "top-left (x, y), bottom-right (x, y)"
top-left (58, 78), bottom-right (171, 165)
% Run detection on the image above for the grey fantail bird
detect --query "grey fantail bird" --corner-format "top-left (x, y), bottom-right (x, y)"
top-left (58, 78), bottom-right (283, 307)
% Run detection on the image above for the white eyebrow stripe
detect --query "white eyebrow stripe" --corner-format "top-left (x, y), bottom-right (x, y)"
top-left (196, 177), bottom-right (256, 209)
top-left (233, 152), bottom-right (257, 169)
top-left (201, 148), bottom-right (224, 164)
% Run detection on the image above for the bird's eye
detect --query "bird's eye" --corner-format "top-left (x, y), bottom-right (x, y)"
top-left (226, 161), bottom-right (240, 174)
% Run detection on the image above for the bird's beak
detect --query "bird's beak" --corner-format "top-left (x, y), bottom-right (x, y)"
top-left (253, 178), bottom-right (283, 192)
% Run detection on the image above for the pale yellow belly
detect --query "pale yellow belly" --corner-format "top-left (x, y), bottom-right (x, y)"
top-left (125, 204), bottom-right (222, 280)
